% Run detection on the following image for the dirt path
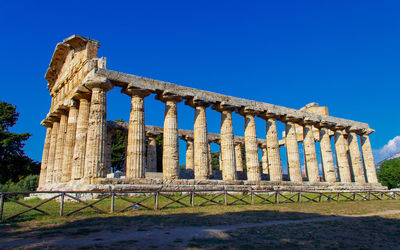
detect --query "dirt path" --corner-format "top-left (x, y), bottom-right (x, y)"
top-left (3, 210), bottom-right (400, 249)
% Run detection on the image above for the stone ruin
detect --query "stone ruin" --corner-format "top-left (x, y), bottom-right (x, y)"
top-left (37, 35), bottom-right (385, 192)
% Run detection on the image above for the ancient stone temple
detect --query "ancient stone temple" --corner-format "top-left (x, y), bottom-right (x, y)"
top-left (37, 35), bottom-right (385, 192)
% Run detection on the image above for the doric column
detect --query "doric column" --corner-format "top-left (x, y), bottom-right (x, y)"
top-left (263, 114), bottom-right (283, 181)
top-left (360, 129), bottom-right (378, 183)
top-left (105, 130), bottom-right (112, 174)
top-left (71, 95), bottom-right (91, 180)
top-left (284, 116), bottom-right (303, 182)
top-left (186, 99), bottom-right (210, 180)
top-left (303, 118), bottom-right (320, 182)
top-left (261, 144), bottom-right (269, 175)
top-left (147, 134), bottom-right (158, 172)
top-left (183, 135), bottom-right (194, 171)
top-left (84, 77), bottom-right (113, 183)
top-left (53, 110), bottom-right (68, 183)
top-left (46, 117), bottom-right (60, 185)
top-left (241, 108), bottom-right (261, 181)
top-left (208, 143), bottom-right (213, 174)
top-left (38, 121), bottom-right (52, 189)
top-left (122, 88), bottom-right (150, 179)
top-left (61, 100), bottom-right (79, 183)
top-left (318, 121), bottom-right (336, 183)
top-left (333, 127), bottom-right (352, 182)
top-left (157, 93), bottom-right (183, 180)
top-left (347, 127), bottom-right (366, 183)
top-left (235, 142), bottom-right (244, 172)
top-left (213, 103), bottom-right (236, 181)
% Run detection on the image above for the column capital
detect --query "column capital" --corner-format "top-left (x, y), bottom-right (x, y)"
top-left (238, 107), bottom-right (260, 116)
top-left (84, 75), bottom-right (113, 91)
top-left (302, 116), bottom-right (320, 126)
top-left (181, 134), bottom-right (194, 141)
top-left (346, 126), bottom-right (364, 134)
top-left (283, 114), bottom-right (303, 123)
top-left (40, 118), bottom-right (53, 128)
top-left (121, 88), bottom-right (151, 98)
top-left (74, 92), bottom-right (91, 100)
top-left (259, 111), bottom-right (281, 120)
top-left (145, 131), bottom-right (159, 138)
top-left (156, 91), bottom-right (183, 103)
top-left (212, 102), bottom-right (236, 112)
top-left (185, 97), bottom-right (212, 108)
top-left (362, 128), bottom-right (375, 135)
top-left (318, 120), bottom-right (336, 129)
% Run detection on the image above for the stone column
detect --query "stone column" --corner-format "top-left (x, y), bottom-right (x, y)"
top-left (347, 128), bottom-right (366, 183)
top-left (303, 119), bottom-right (320, 182)
top-left (333, 127), bottom-right (352, 182)
top-left (242, 109), bottom-right (261, 181)
top-left (208, 143), bottom-right (213, 174)
top-left (235, 142), bottom-right (244, 172)
top-left (261, 144), bottom-right (269, 175)
top-left (123, 89), bottom-right (150, 179)
top-left (46, 118), bottom-right (60, 185)
top-left (61, 100), bottom-right (79, 183)
top-left (105, 130), bottom-right (112, 174)
top-left (38, 122), bottom-right (52, 189)
top-left (84, 77), bottom-right (113, 183)
top-left (147, 134), bottom-right (158, 172)
top-left (319, 122), bottom-right (336, 183)
top-left (184, 136), bottom-right (194, 171)
top-left (285, 116), bottom-right (303, 182)
top-left (360, 129), bottom-right (378, 183)
top-left (71, 95), bottom-right (91, 180)
top-left (263, 114), bottom-right (283, 182)
top-left (214, 104), bottom-right (236, 181)
top-left (53, 111), bottom-right (68, 183)
top-left (158, 93), bottom-right (182, 180)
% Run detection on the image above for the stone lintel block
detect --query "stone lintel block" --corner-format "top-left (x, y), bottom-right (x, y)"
top-left (84, 72), bottom-right (113, 91)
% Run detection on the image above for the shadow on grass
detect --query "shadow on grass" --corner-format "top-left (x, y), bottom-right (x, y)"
top-left (1, 208), bottom-right (400, 248)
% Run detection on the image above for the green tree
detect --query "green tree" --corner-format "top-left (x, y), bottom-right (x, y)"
top-left (0, 101), bottom-right (40, 184)
top-left (111, 121), bottom-right (127, 172)
top-left (377, 158), bottom-right (400, 189)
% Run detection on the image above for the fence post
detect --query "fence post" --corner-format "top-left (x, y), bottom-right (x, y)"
top-left (0, 192), bottom-right (5, 221)
top-left (224, 191), bottom-right (227, 206)
top-left (353, 192), bottom-right (356, 201)
top-left (298, 192), bottom-right (301, 203)
top-left (154, 192), bottom-right (159, 210)
top-left (59, 192), bottom-right (65, 216)
top-left (275, 191), bottom-right (279, 204)
top-left (251, 190), bottom-right (254, 205)
top-left (110, 192), bottom-right (115, 213)
top-left (191, 191), bottom-right (195, 207)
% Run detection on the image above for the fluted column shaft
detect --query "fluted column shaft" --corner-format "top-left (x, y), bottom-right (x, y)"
top-left (84, 81), bottom-right (112, 182)
top-left (266, 118), bottom-right (283, 181)
top-left (319, 127), bottom-right (336, 182)
top-left (124, 90), bottom-right (149, 178)
top-left (185, 139), bottom-right (194, 171)
top-left (285, 121), bottom-right (302, 182)
top-left (61, 102), bottom-right (79, 182)
top-left (347, 131), bottom-right (366, 183)
top-left (193, 105), bottom-right (209, 179)
top-left (38, 126), bottom-right (52, 188)
top-left (235, 143), bottom-right (244, 172)
top-left (220, 110), bottom-right (236, 180)
top-left (71, 97), bottom-right (90, 180)
top-left (334, 129), bottom-right (352, 182)
top-left (361, 133), bottom-right (378, 183)
top-left (261, 146), bottom-right (269, 175)
top-left (147, 135), bottom-right (158, 172)
top-left (162, 99), bottom-right (180, 180)
top-left (54, 113), bottom-right (68, 183)
top-left (303, 124), bottom-right (320, 182)
top-left (244, 113), bottom-right (261, 181)
top-left (208, 143), bottom-right (213, 173)
top-left (46, 120), bottom-right (59, 185)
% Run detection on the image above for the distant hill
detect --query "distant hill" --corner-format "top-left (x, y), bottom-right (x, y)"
top-left (376, 152), bottom-right (400, 168)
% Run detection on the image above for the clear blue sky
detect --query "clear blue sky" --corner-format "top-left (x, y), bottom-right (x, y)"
top-left (1, 1), bottom-right (399, 164)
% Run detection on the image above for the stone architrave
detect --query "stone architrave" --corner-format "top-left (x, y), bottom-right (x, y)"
top-left (319, 122), bottom-right (337, 183)
top-left (71, 96), bottom-right (91, 180)
top-left (147, 135), bottom-right (158, 172)
top-left (158, 93), bottom-right (183, 180)
top-left (213, 104), bottom-right (236, 181)
top-left (185, 137), bottom-right (194, 171)
top-left (46, 119), bottom-right (60, 185)
top-left (261, 145), bottom-right (269, 175)
top-left (334, 128), bottom-right (352, 182)
top-left (38, 124), bottom-right (52, 189)
top-left (242, 109), bottom-right (261, 181)
top-left (360, 130), bottom-right (378, 183)
top-left (235, 142), bottom-right (244, 172)
top-left (303, 120), bottom-right (320, 182)
top-left (53, 112), bottom-right (68, 183)
top-left (285, 117), bottom-right (303, 182)
top-left (123, 89), bottom-right (150, 179)
top-left (61, 101), bottom-right (79, 182)
top-left (84, 77), bottom-right (113, 183)
top-left (264, 115), bottom-right (283, 182)
top-left (347, 128), bottom-right (366, 183)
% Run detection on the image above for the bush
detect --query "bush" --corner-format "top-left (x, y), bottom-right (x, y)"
top-left (377, 158), bottom-right (400, 189)
top-left (0, 175), bottom-right (39, 196)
